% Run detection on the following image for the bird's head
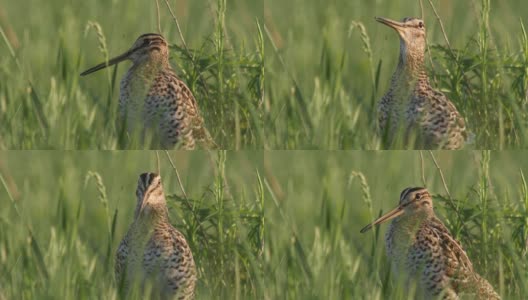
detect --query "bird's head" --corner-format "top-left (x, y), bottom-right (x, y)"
top-left (376, 17), bottom-right (427, 66)
top-left (134, 172), bottom-right (168, 220)
top-left (360, 187), bottom-right (433, 233)
top-left (80, 33), bottom-right (169, 76)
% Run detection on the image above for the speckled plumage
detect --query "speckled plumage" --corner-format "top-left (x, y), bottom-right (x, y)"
top-left (115, 173), bottom-right (196, 299)
top-left (81, 33), bottom-right (215, 149)
top-left (376, 17), bottom-right (467, 149)
top-left (361, 187), bottom-right (500, 299)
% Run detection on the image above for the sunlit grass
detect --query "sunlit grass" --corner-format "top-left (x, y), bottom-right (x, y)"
top-left (265, 0), bottom-right (528, 149)
top-left (0, 151), bottom-right (264, 299)
top-left (264, 151), bottom-right (528, 298)
top-left (0, 0), bottom-right (263, 150)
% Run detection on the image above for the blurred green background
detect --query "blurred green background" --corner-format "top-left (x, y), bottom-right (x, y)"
top-left (265, 0), bottom-right (528, 149)
top-left (0, 151), bottom-right (264, 299)
top-left (2, 149), bottom-right (528, 299)
top-left (264, 150), bottom-right (528, 298)
top-left (0, 0), bottom-right (264, 149)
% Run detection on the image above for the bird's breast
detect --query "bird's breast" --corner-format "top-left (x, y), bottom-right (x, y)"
top-left (386, 218), bottom-right (425, 274)
top-left (119, 71), bottom-right (155, 129)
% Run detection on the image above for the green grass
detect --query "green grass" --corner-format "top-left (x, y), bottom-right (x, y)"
top-left (2, 150), bottom-right (527, 299)
top-left (3, 0), bottom-right (528, 299)
top-left (264, 151), bottom-right (528, 298)
top-left (0, 0), bottom-right (263, 149)
top-left (265, 0), bottom-right (528, 149)
top-left (0, 151), bottom-right (264, 299)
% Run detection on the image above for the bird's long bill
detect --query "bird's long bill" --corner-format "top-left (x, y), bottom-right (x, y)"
top-left (80, 51), bottom-right (130, 76)
top-left (138, 191), bottom-right (151, 214)
top-left (359, 205), bottom-right (404, 233)
top-left (375, 16), bottom-right (405, 31)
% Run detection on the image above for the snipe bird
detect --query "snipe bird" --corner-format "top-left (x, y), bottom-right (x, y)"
top-left (81, 33), bottom-right (216, 149)
top-left (376, 17), bottom-right (468, 149)
top-left (360, 187), bottom-right (500, 299)
top-left (115, 172), bottom-right (197, 299)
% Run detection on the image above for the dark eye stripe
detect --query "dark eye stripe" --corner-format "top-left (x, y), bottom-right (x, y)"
top-left (400, 187), bottom-right (427, 204)
top-left (147, 38), bottom-right (165, 44)
top-left (400, 17), bottom-right (425, 28)
top-left (139, 173), bottom-right (149, 186)
top-left (139, 172), bottom-right (159, 188)
top-left (136, 38), bottom-right (166, 51)
top-left (149, 46), bottom-right (162, 52)
top-left (400, 188), bottom-right (411, 201)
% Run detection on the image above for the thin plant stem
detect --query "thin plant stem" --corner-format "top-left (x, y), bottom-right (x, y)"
top-left (427, 0), bottom-right (454, 56)
top-left (163, 0), bottom-right (210, 97)
top-left (164, 151), bottom-right (188, 200)
top-left (155, 0), bottom-right (162, 33)
top-left (420, 151), bottom-right (426, 187)
top-left (428, 151), bottom-right (451, 198)
top-left (163, 151), bottom-right (210, 248)
top-left (156, 150), bottom-right (161, 174)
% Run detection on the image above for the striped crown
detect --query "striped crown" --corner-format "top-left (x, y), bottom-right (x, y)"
top-left (399, 187), bottom-right (430, 206)
top-left (131, 33), bottom-right (167, 53)
top-left (134, 172), bottom-right (163, 218)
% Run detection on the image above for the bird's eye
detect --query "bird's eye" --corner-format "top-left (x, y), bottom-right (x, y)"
top-left (418, 22), bottom-right (424, 28)
top-left (143, 39), bottom-right (150, 45)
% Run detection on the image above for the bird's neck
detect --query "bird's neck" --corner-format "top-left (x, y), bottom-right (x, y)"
top-left (130, 57), bottom-right (170, 79)
top-left (390, 43), bottom-right (429, 93)
top-left (389, 212), bottom-right (431, 242)
top-left (135, 204), bottom-right (170, 228)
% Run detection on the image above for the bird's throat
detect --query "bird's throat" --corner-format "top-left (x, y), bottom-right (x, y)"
top-left (398, 42), bottom-right (426, 80)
